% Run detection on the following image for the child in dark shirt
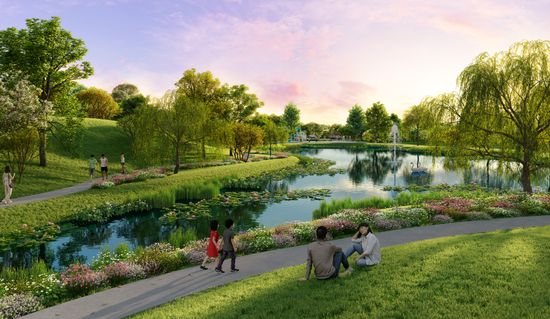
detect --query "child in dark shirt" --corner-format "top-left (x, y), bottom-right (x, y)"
top-left (215, 219), bottom-right (239, 273)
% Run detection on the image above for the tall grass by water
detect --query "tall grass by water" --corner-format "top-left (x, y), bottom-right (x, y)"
top-left (312, 191), bottom-right (459, 219)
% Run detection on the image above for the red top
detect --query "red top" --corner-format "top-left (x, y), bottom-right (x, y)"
top-left (206, 230), bottom-right (219, 258)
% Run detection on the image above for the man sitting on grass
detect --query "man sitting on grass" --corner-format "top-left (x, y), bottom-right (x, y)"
top-left (303, 226), bottom-right (352, 280)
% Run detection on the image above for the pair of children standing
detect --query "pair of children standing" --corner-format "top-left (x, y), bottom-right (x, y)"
top-left (200, 219), bottom-right (239, 273)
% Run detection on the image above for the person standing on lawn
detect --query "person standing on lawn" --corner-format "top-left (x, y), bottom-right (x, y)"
top-left (100, 154), bottom-right (108, 181)
top-left (88, 155), bottom-right (97, 179)
top-left (215, 219), bottom-right (239, 273)
top-left (303, 226), bottom-right (352, 280)
top-left (120, 153), bottom-right (126, 174)
top-left (344, 223), bottom-right (381, 267)
top-left (200, 220), bottom-right (221, 270)
top-left (2, 166), bottom-right (15, 205)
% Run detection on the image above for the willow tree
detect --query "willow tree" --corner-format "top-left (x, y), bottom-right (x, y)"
top-left (446, 40), bottom-right (550, 193)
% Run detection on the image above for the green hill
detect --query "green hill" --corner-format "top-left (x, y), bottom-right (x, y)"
top-left (1, 118), bottom-right (132, 198)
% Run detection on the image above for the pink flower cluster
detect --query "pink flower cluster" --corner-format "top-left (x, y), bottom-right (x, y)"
top-left (424, 198), bottom-right (474, 215)
top-left (60, 264), bottom-right (106, 294)
top-left (103, 262), bottom-right (145, 285)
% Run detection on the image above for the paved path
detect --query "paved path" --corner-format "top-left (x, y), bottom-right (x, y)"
top-left (23, 215), bottom-right (550, 319)
top-left (0, 179), bottom-right (99, 208)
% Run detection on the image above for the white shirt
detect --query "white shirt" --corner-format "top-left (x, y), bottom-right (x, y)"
top-left (120, 155), bottom-right (125, 163)
top-left (100, 157), bottom-right (108, 168)
top-left (3, 173), bottom-right (12, 186)
top-left (352, 233), bottom-right (381, 265)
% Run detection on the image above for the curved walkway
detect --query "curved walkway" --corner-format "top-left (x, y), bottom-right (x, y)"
top-left (23, 215), bottom-right (550, 319)
top-left (0, 179), bottom-right (99, 208)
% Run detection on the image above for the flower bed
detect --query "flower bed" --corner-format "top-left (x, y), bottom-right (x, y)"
top-left (92, 168), bottom-right (168, 189)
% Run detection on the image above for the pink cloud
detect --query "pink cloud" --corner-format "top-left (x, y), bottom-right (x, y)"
top-left (259, 80), bottom-right (304, 106)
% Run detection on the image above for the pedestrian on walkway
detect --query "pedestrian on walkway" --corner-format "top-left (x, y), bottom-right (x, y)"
top-left (344, 223), bottom-right (381, 267)
top-left (200, 220), bottom-right (221, 270)
top-left (100, 154), bottom-right (108, 181)
top-left (303, 226), bottom-right (352, 280)
top-left (2, 166), bottom-right (15, 205)
top-left (120, 153), bottom-right (126, 174)
top-left (89, 155), bottom-right (97, 179)
top-left (215, 219), bottom-right (239, 273)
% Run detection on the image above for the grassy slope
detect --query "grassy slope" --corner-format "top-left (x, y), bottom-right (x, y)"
top-left (132, 226), bottom-right (550, 319)
top-left (0, 157), bottom-right (299, 235)
top-left (0, 118), bottom-right (132, 198)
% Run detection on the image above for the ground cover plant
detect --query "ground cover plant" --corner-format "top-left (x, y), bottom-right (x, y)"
top-left (131, 226), bottom-right (550, 319)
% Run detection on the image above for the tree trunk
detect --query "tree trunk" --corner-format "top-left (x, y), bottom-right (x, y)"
top-left (229, 147), bottom-right (233, 156)
top-left (521, 161), bottom-right (532, 193)
top-left (201, 138), bottom-right (206, 160)
top-left (485, 159), bottom-right (490, 187)
top-left (174, 144), bottom-right (180, 174)
top-left (269, 143), bottom-right (272, 157)
top-left (39, 130), bottom-right (47, 167)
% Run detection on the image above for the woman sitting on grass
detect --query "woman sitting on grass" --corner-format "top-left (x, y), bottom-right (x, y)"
top-left (344, 223), bottom-right (381, 267)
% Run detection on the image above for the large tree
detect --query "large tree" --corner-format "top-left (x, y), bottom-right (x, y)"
top-left (76, 87), bottom-right (121, 119)
top-left (441, 40), bottom-right (550, 193)
top-left (282, 103), bottom-right (301, 130)
top-left (345, 104), bottom-right (366, 139)
top-left (111, 83), bottom-right (139, 104)
top-left (365, 102), bottom-right (392, 142)
top-left (0, 17), bottom-right (93, 166)
top-left (262, 119), bottom-right (289, 156)
top-left (401, 103), bottom-right (432, 145)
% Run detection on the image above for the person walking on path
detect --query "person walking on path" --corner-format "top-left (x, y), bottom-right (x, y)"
top-left (120, 153), bottom-right (126, 174)
top-left (2, 166), bottom-right (15, 205)
top-left (89, 155), bottom-right (97, 179)
top-left (200, 220), bottom-right (221, 270)
top-left (303, 226), bottom-right (352, 280)
top-left (215, 219), bottom-right (239, 273)
top-left (100, 154), bottom-right (108, 181)
top-left (344, 223), bottom-right (381, 267)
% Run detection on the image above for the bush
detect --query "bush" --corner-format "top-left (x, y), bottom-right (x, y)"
top-left (465, 211), bottom-right (492, 221)
top-left (291, 223), bottom-right (316, 243)
top-left (0, 293), bottom-right (43, 319)
top-left (60, 264), bottom-right (106, 295)
top-left (168, 228), bottom-right (198, 249)
top-left (380, 207), bottom-right (431, 226)
top-left (272, 233), bottom-right (297, 248)
top-left (180, 239), bottom-right (208, 264)
top-left (485, 207), bottom-right (521, 218)
top-left (237, 228), bottom-right (276, 254)
top-left (374, 219), bottom-right (404, 231)
top-left (103, 262), bottom-right (145, 286)
top-left (431, 214), bottom-right (453, 224)
top-left (515, 197), bottom-right (547, 216)
top-left (314, 219), bottom-right (358, 237)
top-left (91, 244), bottom-right (133, 270)
top-left (72, 200), bottom-right (150, 225)
top-left (133, 243), bottom-right (183, 275)
top-left (329, 208), bottom-right (378, 225)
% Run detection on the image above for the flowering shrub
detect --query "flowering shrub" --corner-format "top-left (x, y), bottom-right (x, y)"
top-left (380, 207), bottom-right (431, 226)
top-left (465, 211), bottom-right (492, 221)
top-left (72, 200), bottom-right (150, 225)
top-left (515, 197), bottom-right (548, 215)
top-left (133, 243), bottom-right (183, 275)
top-left (485, 207), bottom-right (521, 218)
top-left (92, 181), bottom-right (115, 189)
top-left (424, 198), bottom-right (475, 220)
top-left (179, 239), bottom-right (208, 264)
top-left (237, 228), bottom-right (276, 254)
top-left (314, 219), bottom-right (358, 236)
top-left (103, 262), bottom-right (145, 286)
top-left (0, 294), bottom-right (43, 319)
top-left (291, 223), bottom-right (316, 242)
top-left (431, 214), bottom-right (453, 224)
top-left (60, 264), bottom-right (106, 295)
top-left (272, 233), bottom-right (297, 247)
top-left (374, 219), bottom-right (404, 231)
top-left (330, 208), bottom-right (378, 225)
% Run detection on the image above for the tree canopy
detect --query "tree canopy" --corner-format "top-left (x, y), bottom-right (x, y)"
top-left (282, 103), bottom-right (301, 130)
top-left (345, 104), bottom-right (366, 139)
top-left (76, 87), bottom-right (121, 119)
top-left (364, 102), bottom-right (391, 142)
top-left (111, 83), bottom-right (139, 104)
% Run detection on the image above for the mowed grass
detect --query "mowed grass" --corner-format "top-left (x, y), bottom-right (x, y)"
top-left (131, 226), bottom-right (550, 319)
top-left (0, 118), bottom-right (132, 198)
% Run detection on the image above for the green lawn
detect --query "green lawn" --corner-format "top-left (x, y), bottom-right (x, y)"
top-left (131, 226), bottom-right (550, 319)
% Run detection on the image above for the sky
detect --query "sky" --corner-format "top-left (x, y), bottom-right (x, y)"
top-left (1, 0), bottom-right (549, 124)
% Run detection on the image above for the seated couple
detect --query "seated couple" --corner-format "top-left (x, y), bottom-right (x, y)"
top-left (303, 223), bottom-right (380, 280)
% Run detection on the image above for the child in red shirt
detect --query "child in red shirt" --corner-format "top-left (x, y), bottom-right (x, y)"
top-left (200, 220), bottom-right (220, 270)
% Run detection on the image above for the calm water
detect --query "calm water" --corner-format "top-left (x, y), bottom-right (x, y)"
top-left (8, 148), bottom-right (549, 269)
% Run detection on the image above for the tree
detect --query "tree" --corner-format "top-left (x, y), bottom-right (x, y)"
top-left (365, 102), bottom-right (392, 142)
top-left (76, 87), bottom-right (121, 119)
top-left (154, 91), bottom-right (207, 173)
top-left (401, 104), bottom-right (432, 145)
top-left (50, 92), bottom-right (84, 156)
top-left (0, 17), bottom-right (93, 166)
top-left (302, 122), bottom-right (326, 137)
top-left (226, 84), bottom-right (263, 122)
top-left (120, 94), bottom-right (148, 116)
top-left (345, 104), bottom-right (366, 139)
top-left (389, 113), bottom-right (401, 126)
top-left (175, 69), bottom-right (227, 160)
top-left (232, 123), bottom-right (264, 162)
top-left (282, 103), bottom-right (301, 130)
top-left (263, 120), bottom-right (289, 156)
top-left (440, 40), bottom-right (550, 193)
top-left (111, 83), bottom-right (139, 104)
top-left (0, 75), bottom-right (51, 180)
top-left (118, 104), bottom-right (161, 165)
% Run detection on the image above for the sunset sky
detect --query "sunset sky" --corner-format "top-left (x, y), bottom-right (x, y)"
top-left (1, 0), bottom-right (549, 124)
